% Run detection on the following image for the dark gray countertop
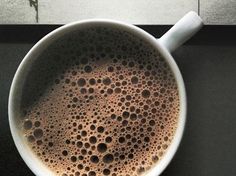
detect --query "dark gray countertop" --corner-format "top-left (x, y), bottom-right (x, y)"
top-left (0, 26), bottom-right (236, 176)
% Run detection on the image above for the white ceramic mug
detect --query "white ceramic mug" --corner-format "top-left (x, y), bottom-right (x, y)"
top-left (9, 11), bottom-right (203, 176)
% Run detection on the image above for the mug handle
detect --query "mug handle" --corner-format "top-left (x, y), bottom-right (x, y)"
top-left (158, 11), bottom-right (203, 53)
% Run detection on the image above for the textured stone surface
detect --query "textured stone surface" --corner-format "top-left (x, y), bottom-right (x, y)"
top-left (0, 0), bottom-right (36, 23)
top-left (0, 0), bottom-right (197, 24)
top-left (201, 0), bottom-right (236, 25)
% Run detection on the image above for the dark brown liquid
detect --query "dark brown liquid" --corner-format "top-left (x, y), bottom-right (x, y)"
top-left (20, 26), bottom-right (179, 176)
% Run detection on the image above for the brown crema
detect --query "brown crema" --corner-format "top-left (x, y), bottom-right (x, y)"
top-left (20, 26), bottom-right (180, 176)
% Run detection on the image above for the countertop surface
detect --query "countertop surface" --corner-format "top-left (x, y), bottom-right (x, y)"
top-left (0, 25), bottom-right (236, 176)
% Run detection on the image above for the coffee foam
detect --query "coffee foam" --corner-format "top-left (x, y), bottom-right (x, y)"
top-left (20, 26), bottom-right (179, 176)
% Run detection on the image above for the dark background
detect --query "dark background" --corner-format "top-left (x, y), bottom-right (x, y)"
top-left (1, 25), bottom-right (236, 176)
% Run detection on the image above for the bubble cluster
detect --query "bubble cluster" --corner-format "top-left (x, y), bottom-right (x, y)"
top-left (21, 26), bottom-right (180, 176)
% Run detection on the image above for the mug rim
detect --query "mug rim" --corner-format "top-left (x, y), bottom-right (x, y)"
top-left (8, 19), bottom-right (186, 176)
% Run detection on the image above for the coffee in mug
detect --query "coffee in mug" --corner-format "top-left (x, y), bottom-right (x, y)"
top-left (20, 26), bottom-right (179, 176)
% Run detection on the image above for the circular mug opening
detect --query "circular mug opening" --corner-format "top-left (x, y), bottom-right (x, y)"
top-left (9, 19), bottom-right (186, 176)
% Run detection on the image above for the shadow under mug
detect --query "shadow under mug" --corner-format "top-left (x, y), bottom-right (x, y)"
top-left (8, 11), bottom-right (203, 176)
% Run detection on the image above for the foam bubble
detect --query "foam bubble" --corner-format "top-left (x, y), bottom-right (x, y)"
top-left (141, 90), bottom-right (150, 98)
top-left (84, 65), bottom-right (92, 73)
top-left (103, 169), bottom-right (111, 175)
top-left (97, 143), bottom-right (107, 153)
top-left (27, 135), bottom-right (35, 143)
top-left (23, 120), bottom-right (32, 130)
top-left (89, 136), bottom-right (97, 144)
top-left (103, 154), bottom-right (114, 163)
top-left (103, 77), bottom-right (111, 85)
top-left (131, 76), bottom-right (138, 84)
top-left (78, 78), bottom-right (86, 87)
top-left (90, 155), bottom-right (99, 163)
top-left (33, 129), bottom-right (43, 139)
